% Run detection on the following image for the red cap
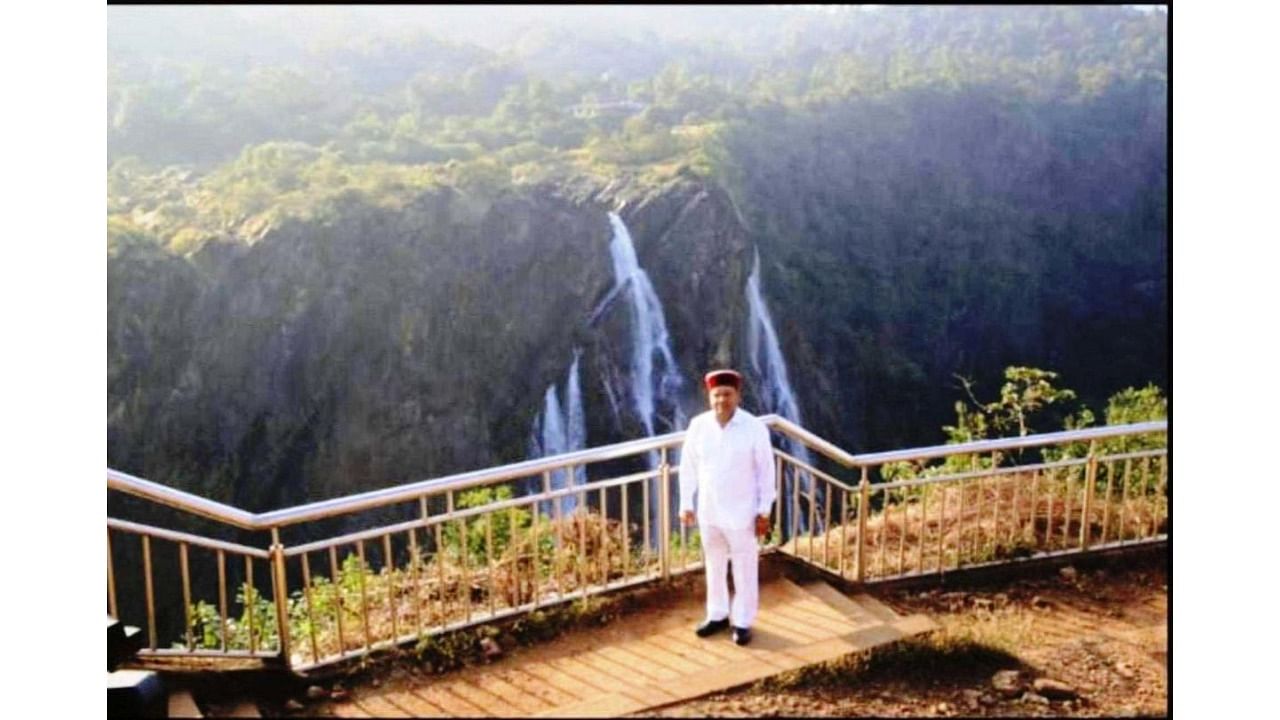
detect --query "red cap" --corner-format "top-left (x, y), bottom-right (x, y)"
top-left (703, 369), bottom-right (743, 390)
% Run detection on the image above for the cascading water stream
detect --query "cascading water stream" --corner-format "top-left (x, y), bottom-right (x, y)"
top-left (605, 212), bottom-right (686, 543)
top-left (529, 348), bottom-right (587, 515)
top-left (746, 248), bottom-right (819, 535)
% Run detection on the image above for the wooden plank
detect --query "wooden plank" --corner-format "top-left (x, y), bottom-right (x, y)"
top-left (496, 667), bottom-right (582, 707)
top-left (517, 662), bottom-right (595, 703)
top-left (572, 650), bottom-right (681, 701)
top-left (628, 637), bottom-right (715, 674)
top-left (651, 626), bottom-right (748, 666)
top-left (465, 674), bottom-right (554, 715)
top-left (780, 635), bottom-right (869, 664)
top-left (892, 613), bottom-right (940, 637)
top-left (543, 654), bottom-right (633, 696)
top-left (536, 692), bottom-right (644, 718)
top-left (770, 600), bottom-right (867, 635)
top-left (445, 680), bottom-right (525, 717)
top-left (799, 581), bottom-right (893, 626)
top-left (748, 614), bottom-right (821, 646)
top-left (753, 608), bottom-right (831, 641)
top-left (352, 694), bottom-right (412, 718)
top-left (663, 656), bottom-right (781, 701)
top-left (785, 582), bottom-right (879, 623)
top-left (380, 689), bottom-right (447, 717)
top-left (328, 701), bottom-right (372, 718)
top-left (849, 593), bottom-right (903, 623)
top-left (840, 623), bottom-right (909, 652)
top-left (594, 645), bottom-right (681, 682)
top-left (406, 684), bottom-right (489, 717)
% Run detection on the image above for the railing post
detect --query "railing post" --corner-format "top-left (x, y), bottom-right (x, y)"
top-left (856, 465), bottom-right (870, 583)
top-left (659, 448), bottom-right (671, 581)
top-left (270, 528), bottom-right (292, 669)
top-left (1080, 440), bottom-right (1098, 550)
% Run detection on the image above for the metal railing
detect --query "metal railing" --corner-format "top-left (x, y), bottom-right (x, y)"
top-left (107, 416), bottom-right (1167, 673)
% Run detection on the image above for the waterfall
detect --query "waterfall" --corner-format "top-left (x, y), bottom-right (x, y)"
top-left (529, 349), bottom-right (587, 515)
top-left (604, 212), bottom-right (687, 544)
top-left (605, 212), bottom-right (687, 450)
top-left (746, 248), bottom-right (818, 534)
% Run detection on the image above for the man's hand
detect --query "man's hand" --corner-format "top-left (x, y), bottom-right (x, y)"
top-left (681, 510), bottom-right (696, 527)
top-left (755, 514), bottom-right (770, 539)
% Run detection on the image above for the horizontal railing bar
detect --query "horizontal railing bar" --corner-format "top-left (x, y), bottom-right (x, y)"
top-left (107, 518), bottom-right (271, 558)
top-left (849, 420), bottom-right (1167, 466)
top-left (255, 433), bottom-right (688, 528)
top-left (108, 469), bottom-right (259, 529)
top-left (107, 418), bottom-right (1164, 532)
top-left (285, 469), bottom-right (662, 556)
top-left (767, 416), bottom-right (861, 466)
top-left (773, 450), bottom-right (856, 491)
top-left (1097, 448), bottom-right (1168, 463)
top-left (874, 456), bottom-right (1090, 492)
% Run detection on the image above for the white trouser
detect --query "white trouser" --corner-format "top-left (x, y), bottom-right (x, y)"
top-left (700, 523), bottom-right (760, 628)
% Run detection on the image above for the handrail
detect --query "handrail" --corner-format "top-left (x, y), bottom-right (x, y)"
top-left (108, 415), bottom-right (1168, 673)
top-left (846, 420), bottom-right (1167, 466)
top-left (107, 468), bottom-right (259, 530)
top-left (107, 417), bottom-right (1167, 530)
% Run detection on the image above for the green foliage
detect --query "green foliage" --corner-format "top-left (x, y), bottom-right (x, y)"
top-left (883, 367), bottom-right (1166, 483)
top-left (948, 367), bottom-right (1078, 441)
top-left (440, 485), bottom-right (531, 565)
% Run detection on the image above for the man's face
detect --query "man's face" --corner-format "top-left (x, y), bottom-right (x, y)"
top-left (709, 385), bottom-right (740, 420)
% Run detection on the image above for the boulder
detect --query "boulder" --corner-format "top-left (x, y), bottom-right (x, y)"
top-left (992, 670), bottom-right (1024, 698)
top-left (1033, 677), bottom-right (1078, 700)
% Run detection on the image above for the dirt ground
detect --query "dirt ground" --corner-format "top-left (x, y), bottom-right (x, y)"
top-left (638, 554), bottom-right (1168, 718)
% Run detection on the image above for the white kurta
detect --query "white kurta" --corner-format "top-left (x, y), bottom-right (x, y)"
top-left (678, 408), bottom-right (776, 627)
top-left (677, 408), bottom-right (776, 529)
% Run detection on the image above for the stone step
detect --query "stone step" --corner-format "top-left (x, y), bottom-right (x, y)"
top-left (789, 580), bottom-right (939, 641)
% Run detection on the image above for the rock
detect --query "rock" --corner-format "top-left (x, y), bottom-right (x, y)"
top-left (1021, 692), bottom-right (1050, 706)
top-left (1031, 595), bottom-right (1052, 608)
top-left (305, 686), bottom-right (328, 700)
top-left (1059, 566), bottom-right (1078, 582)
top-left (993, 593), bottom-right (1010, 606)
top-left (972, 597), bottom-right (993, 609)
top-left (370, 677), bottom-right (382, 689)
top-left (979, 694), bottom-right (997, 706)
top-left (992, 670), bottom-right (1024, 697)
top-left (1115, 662), bottom-right (1136, 679)
top-left (480, 637), bottom-right (503, 661)
top-left (330, 689), bottom-right (349, 701)
top-left (284, 699), bottom-right (305, 712)
top-left (1033, 678), bottom-right (1078, 700)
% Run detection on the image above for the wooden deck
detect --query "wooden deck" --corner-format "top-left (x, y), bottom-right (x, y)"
top-left (319, 577), bottom-right (936, 718)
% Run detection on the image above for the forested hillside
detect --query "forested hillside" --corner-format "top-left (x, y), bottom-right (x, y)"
top-left (108, 6), bottom-right (1168, 510)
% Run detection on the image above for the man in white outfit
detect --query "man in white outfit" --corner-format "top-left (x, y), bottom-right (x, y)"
top-left (678, 368), bottom-right (776, 646)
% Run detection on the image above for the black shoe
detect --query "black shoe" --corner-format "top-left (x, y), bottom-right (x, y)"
top-left (695, 618), bottom-right (730, 638)
top-left (732, 626), bottom-right (752, 646)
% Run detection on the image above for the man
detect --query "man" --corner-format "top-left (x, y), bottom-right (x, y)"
top-left (678, 368), bottom-right (776, 646)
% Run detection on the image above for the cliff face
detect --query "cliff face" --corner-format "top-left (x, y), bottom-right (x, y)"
top-left (108, 150), bottom-right (1165, 513)
top-left (108, 177), bottom-right (756, 511)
